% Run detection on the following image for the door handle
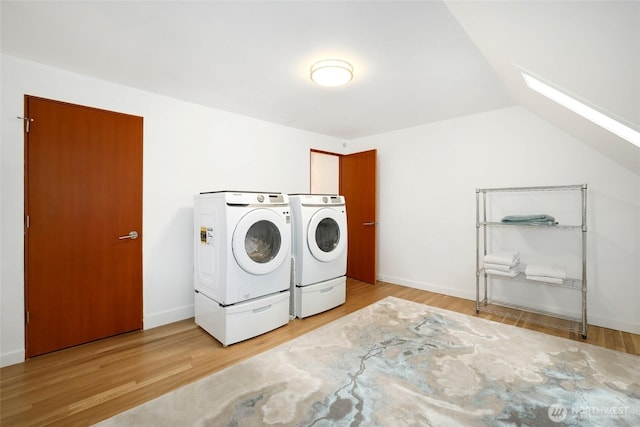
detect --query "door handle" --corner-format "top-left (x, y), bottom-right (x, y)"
top-left (119, 231), bottom-right (139, 240)
top-left (363, 222), bottom-right (376, 226)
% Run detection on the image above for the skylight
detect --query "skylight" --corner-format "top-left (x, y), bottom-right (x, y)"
top-left (521, 72), bottom-right (640, 148)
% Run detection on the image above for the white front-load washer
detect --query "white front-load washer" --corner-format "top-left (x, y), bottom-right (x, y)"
top-left (193, 191), bottom-right (291, 345)
top-left (289, 194), bottom-right (347, 318)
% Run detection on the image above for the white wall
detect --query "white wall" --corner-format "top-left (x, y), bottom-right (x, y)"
top-left (347, 106), bottom-right (640, 335)
top-left (0, 54), bottom-right (343, 367)
top-left (3, 54), bottom-right (638, 367)
top-left (311, 151), bottom-right (340, 194)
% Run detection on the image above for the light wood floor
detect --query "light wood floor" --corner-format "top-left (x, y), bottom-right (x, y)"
top-left (2, 279), bottom-right (638, 426)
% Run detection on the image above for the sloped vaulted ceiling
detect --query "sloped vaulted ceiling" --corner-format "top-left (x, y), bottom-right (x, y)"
top-left (445, 1), bottom-right (640, 175)
top-left (1, 1), bottom-right (638, 174)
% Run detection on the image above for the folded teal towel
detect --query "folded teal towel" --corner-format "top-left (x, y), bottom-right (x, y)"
top-left (501, 214), bottom-right (556, 225)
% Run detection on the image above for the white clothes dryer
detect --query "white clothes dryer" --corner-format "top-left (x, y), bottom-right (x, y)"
top-left (193, 191), bottom-right (291, 345)
top-left (289, 194), bottom-right (347, 318)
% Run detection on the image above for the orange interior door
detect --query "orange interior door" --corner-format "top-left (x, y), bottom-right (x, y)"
top-left (340, 149), bottom-right (377, 284)
top-left (24, 96), bottom-right (143, 358)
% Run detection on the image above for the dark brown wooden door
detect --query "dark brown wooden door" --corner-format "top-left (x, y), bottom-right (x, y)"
top-left (24, 96), bottom-right (143, 358)
top-left (340, 150), bottom-right (377, 284)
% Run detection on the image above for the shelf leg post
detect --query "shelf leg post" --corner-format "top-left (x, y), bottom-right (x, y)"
top-left (475, 189), bottom-right (481, 313)
top-left (582, 184), bottom-right (588, 338)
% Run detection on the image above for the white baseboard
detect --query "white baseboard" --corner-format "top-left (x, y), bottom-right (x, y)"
top-left (588, 314), bottom-right (640, 335)
top-left (377, 274), bottom-right (476, 301)
top-left (1, 349), bottom-right (25, 368)
top-left (377, 275), bottom-right (640, 335)
top-left (144, 304), bottom-right (195, 330)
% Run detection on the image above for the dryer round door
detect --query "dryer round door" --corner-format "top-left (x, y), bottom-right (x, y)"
top-left (232, 208), bottom-right (291, 275)
top-left (307, 208), bottom-right (347, 263)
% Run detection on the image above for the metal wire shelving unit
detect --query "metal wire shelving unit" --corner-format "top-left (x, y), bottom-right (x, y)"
top-left (475, 184), bottom-right (588, 338)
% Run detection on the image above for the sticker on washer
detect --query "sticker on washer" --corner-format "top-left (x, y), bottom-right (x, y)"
top-left (200, 227), bottom-right (213, 245)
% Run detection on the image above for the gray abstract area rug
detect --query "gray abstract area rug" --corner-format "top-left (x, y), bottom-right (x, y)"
top-left (97, 297), bottom-right (640, 426)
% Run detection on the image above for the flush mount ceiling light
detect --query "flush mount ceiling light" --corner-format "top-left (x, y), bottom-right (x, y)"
top-left (310, 59), bottom-right (353, 87)
top-left (522, 71), bottom-right (640, 148)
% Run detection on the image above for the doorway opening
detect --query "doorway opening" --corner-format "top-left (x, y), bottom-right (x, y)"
top-left (310, 149), bottom-right (378, 284)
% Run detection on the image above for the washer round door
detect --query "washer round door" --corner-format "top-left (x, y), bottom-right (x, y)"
top-left (307, 208), bottom-right (347, 263)
top-left (232, 208), bottom-right (291, 275)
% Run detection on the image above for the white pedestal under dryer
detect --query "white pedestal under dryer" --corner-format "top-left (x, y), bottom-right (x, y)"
top-left (193, 191), bottom-right (291, 346)
top-left (289, 194), bottom-right (347, 318)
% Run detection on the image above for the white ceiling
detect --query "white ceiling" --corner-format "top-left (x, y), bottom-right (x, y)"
top-left (2, 1), bottom-right (639, 174)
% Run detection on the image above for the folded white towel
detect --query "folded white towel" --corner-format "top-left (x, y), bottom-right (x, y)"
top-left (484, 262), bottom-right (520, 272)
top-left (486, 268), bottom-right (520, 278)
top-left (484, 252), bottom-right (520, 266)
top-left (525, 264), bottom-right (566, 280)
top-left (526, 275), bottom-right (564, 285)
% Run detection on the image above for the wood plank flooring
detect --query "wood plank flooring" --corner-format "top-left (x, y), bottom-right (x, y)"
top-left (2, 279), bottom-right (638, 426)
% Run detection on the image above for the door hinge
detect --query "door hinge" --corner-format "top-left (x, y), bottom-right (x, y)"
top-left (26, 215), bottom-right (30, 229)
top-left (26, 311), bottom-right (30, 324)
top-left (17, 116), bottom-right (34, 132)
